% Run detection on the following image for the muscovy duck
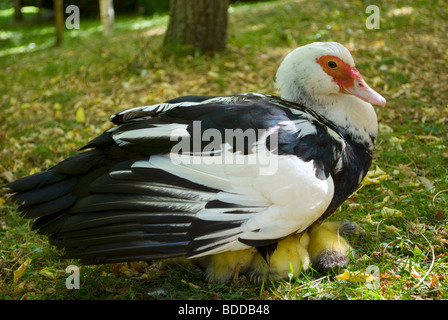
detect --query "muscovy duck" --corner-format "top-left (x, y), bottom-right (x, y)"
top-left (5, 42), bottom-right (385, 283)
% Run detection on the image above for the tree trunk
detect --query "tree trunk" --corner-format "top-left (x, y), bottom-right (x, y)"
top-left (13, 0), bottom-right (23, 22)
top-left (37, 0), bottom-right (42, 21)
top-left (164, 0), bottom-right (229, 54)
top-left (54, 0), bottom-right (63, 45)
top-left (99, 0), bottom-right (115, 37)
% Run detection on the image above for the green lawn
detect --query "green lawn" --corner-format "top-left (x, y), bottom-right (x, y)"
top-left (0, 0), bottom-right (447, 300)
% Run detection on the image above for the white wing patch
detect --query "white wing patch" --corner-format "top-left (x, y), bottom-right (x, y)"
top-left (238, 156), bottom-right (334, 239)
top-left (133, 145), bottom-right (334, 257)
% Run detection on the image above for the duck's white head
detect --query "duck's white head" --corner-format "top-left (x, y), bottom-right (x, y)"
top-left (276, 42), bottom-right (386, 146)
top-left (276, 42), bottom-right (386, 107)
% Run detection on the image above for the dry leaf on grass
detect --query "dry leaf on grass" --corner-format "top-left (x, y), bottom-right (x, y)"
top-left (363, 166), bottom-right (390, 185)
top-left (335, 270), bottom-right (375, 285)
top-left (13, 258), bottom-right (31, 283)
top-left (76, 107), bottom-right (86, 123)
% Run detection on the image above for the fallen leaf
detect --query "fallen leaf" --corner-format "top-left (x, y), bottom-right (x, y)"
top-left (335, 270), bottom-right (375, 284)
top-left (363, 166), bottom-right (389, 185)
top-left (365, 213), bottom-right (379, 225)
top-left (384, 225), bottom-right (401, 233)
top-left (346, 203), bottom-right (361, 211)
top-left (53, 102), bottom-right (62, 120)
top-left (416, 135), bottom-right (441, 142)
top-left (430, 274), bottom-right (440, 289)
top-left (39, 288), bottom-right (57, 294)
top-left (207, 71), bottom-right (219, 78)
top-left (39, 267), bottom-right (58, 280)
top-left (375, 195), bottom-right (391, 207)
top-left (378, 123), bottom-right (394, 134)
top-left (13, 281), bottom-right (27, 294)
top-left (13, 258), bottom-right (31, 283)
top-left (381, 206), bottom-right (403, 218)
top-left (389, 136), bottom-right (405, 144)
top-left (409, 181), bottom-right (420, 187)
top-left (398, 164), bottom-right (417, 177)
top-left (181, 279), bottom-right (201, 290)
top-left (410, 267), bottom-right (421, 279)
top-left (417, 176), bottom-right (435, 193)
top-left (420, 107), bottom-right (439, 116)
top-left (335, 270), bottom-right (351, 280)
top-left (408, 220), bottom-right (426, 234)
top-left (75, 107), bottom-right (86, 123)
top-left (20, 103), bottom-right (31, 110)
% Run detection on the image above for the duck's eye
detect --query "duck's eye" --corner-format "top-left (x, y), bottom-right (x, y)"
top-left (327, 61), bottom-right (338, 68)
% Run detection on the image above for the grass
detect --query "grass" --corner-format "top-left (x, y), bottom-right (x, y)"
top-left (0, 0), bottom-right (447, 300)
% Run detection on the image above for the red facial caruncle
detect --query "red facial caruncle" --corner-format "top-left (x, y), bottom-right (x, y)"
top-left (316, 55), bottom-right (386, 106)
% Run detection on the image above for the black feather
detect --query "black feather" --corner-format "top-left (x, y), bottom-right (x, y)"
top-left (5, 170), bottom-right (66, 192)
top-left (21, 194), bottom-right (78, 219)
top-left (256, 243), bottom-right (279, 264)
top-left (10, 177), bottom-right (77, 207)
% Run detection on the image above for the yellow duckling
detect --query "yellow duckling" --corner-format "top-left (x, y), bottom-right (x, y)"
top-left (196, 221), bottom-right (355, 283)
